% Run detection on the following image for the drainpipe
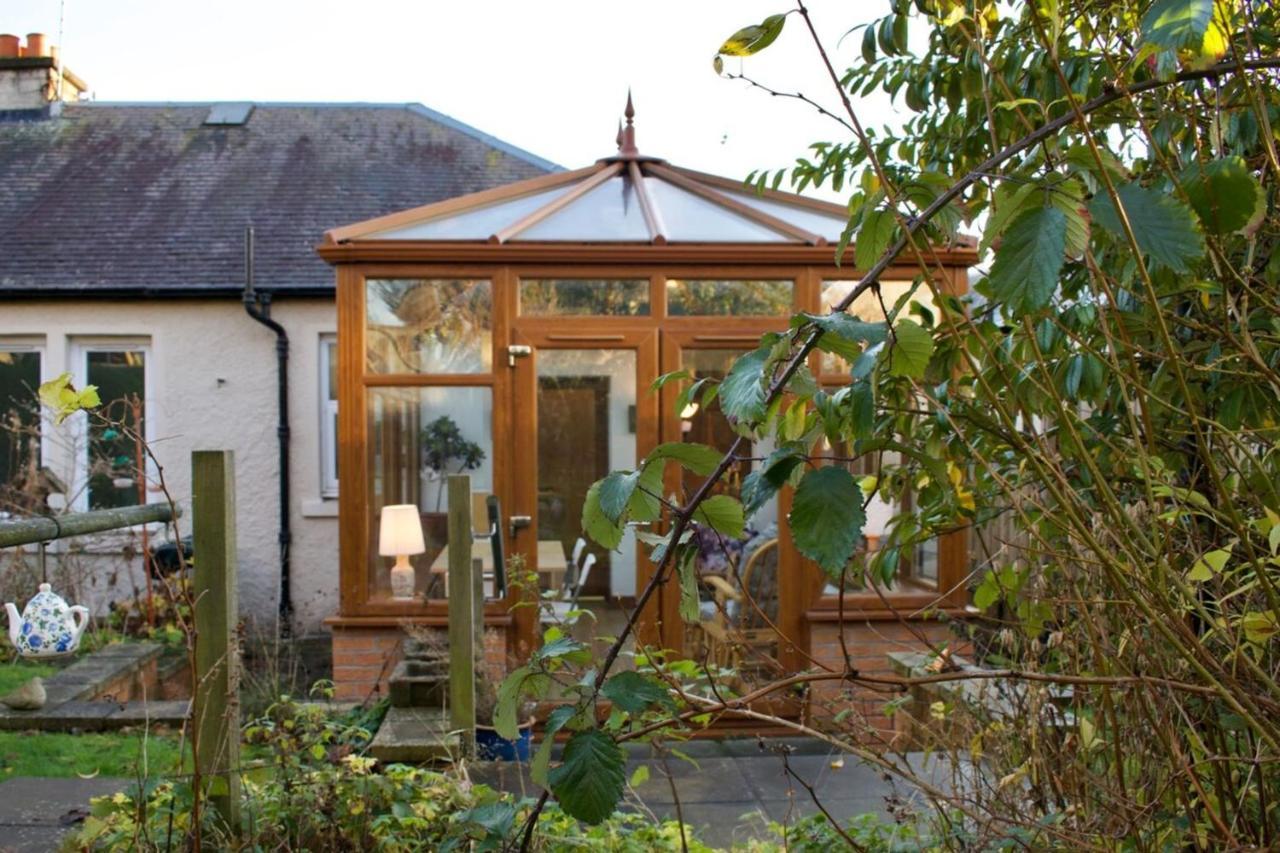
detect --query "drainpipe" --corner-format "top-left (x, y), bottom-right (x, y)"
top-left (242, 226), bottom-right (293, 637)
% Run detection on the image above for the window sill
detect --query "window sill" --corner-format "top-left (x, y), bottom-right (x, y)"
top-left (301, 499), bottom-right (339, 518)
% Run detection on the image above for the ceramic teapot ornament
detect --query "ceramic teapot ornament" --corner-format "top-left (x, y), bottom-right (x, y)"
top-left (5, 584), bottom-right (89, 658)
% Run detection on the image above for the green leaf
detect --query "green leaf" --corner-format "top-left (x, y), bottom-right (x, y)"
top-left (718, 14), bottom-right (786, 57)
top-left (626, 462), bottom-right (664, 522)
top-left (741, 446), bottom-right (805, 515)
top-left (598, 470), bottom-right (640, 523)
top-left (849, 380), bottom-right (875, 440)
top-left (534, 636), bottom-right (592, 666)
top-left (582, 481), bottom-right (625, 550)
top-left (1181, 156), bottom-right (1260, 235)
top-left (789, 467), bottom-right (866, 573)
top-left (854, 207), bottom-right (896, 271)
top-left (988, 206), bottom-right (1067, 316)
top-left (1089, 183), bottom-right (1204, 273)
top-left (718, 346), bottom-right (771, 425)
top-left (600, 671), bottom-right (672, 714)
top-left (547, 728), bottom-right (627, 825)
top-left (648, 442), bottom-right (722, 476)
top-left (650, 369), bottom-right (690, 393)
top-left (1189, 547), bottom-right (1231, 581)
top-left (532, 705), bottom-right (577, 786)
top-left (676, 545), bottom-right (700, 623)
top-left (980, 179), bottom-right (1040, 254)
top-left (800, 311), bottom-right (889, 366)
top-left (861, 24), bottom-right (877, 63)
top-left (1141, 0), bottom-right (1215, 53)
top-left (884, 319), bottom-right (934, 379)
top-left (629, 765), bottom-right (650, 788)
top-left (693, 494), bottom-right (745, 539)
top-left (494, 665), bottom-right (531, 741)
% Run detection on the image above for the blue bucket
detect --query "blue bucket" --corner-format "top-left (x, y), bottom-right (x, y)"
top-left (475, 724), bottom-right (532, 761)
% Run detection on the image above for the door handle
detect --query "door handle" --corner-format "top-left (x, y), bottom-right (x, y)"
top-left (509, 515), bottom-right (532, 536)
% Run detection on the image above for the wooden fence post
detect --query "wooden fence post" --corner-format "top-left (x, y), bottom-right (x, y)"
top-left (447, 474), bottom-right (478, 758)
top-left (191, 450), bottom-right (241, 832)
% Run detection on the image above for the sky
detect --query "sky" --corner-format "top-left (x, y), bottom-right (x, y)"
top-left (8, 1), bottom-right (895, 201)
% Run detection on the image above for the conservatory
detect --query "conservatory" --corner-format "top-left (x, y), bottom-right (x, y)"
top-left (318, 106), bottom-right (977, 703)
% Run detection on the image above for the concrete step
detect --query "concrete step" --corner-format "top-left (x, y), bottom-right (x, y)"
top-left (368, 706), bottom-right (459, 763)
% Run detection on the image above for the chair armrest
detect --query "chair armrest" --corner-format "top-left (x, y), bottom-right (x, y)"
top-left (701, 574), bottom-right (740, 602)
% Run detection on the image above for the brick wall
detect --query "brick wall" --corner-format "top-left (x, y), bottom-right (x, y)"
top-left (808, 618), bottom-right (965, 744)
top-left (331, 624), bottom-right (510, 702)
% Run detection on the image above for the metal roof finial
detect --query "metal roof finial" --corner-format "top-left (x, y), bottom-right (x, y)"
top-left (616, 120), bottom-right (624, 151)
top-left (619, 90), bottom-right (638, 158)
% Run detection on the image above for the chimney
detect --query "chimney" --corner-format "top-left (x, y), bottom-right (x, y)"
top-left (0, 32), bottom-right (90, 112)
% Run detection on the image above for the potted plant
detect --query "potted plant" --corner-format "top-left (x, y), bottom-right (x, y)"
top-left (418, 415), bottom-right (486, 572)
top-left (474, 670), bottom-right (535, 761)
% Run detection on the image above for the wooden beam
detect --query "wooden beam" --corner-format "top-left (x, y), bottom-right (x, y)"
top-left (628, 160), bottom-right (667, 245)
top-left (0, 503), bottom-right (177, 549)
top-left (447, 474), bottom-right (478, 757)
top-left (191, 450), bottom-right (241, 833)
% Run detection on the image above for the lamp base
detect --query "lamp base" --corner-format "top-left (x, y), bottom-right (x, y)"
top-left (390, 555), bottom-right (416, 600)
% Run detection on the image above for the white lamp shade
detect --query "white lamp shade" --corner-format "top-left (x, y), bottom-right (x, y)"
top-left (378, 504), bottom-right (426, 557)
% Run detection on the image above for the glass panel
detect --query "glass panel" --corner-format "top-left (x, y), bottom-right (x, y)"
top-left (532, 350), bottom-right (637, 612)
top-left (520, 279), bottom-right (650, 316)
top-left (819, 279), bottom-right (933, 374)
top-left (666, 279), bottom-right (792, 316)
top-left (644, 177), bottom-right (783, 242)
top-left (86, 350), bottom-right (146, 510)
top-left (519, 177), bottom-right (651, 241)
top-left (367, 184), bottom-right (573, 240)
top-left (723, 187), bottom-right (849, 244)
top-left (0, 350), bottom-right (41, 515)
top-left (366, 386), bottom-right (493, 601)
top-left (366, 278), bottom-right (492, 374)
top-left (914, 538), bottom-right (939, 586)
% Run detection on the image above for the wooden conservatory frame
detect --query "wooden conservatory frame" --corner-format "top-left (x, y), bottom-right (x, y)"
top-left (318, 110), bottom-right (979, 678)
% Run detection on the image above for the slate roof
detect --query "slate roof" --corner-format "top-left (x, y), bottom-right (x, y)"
top-left (0, 102), bottom-right (559, 296)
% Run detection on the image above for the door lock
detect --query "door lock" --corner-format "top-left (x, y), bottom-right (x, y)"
top-left (509, 514), bottom-right (532, 536)
top-left (507, 344), bottom-right (532, 367)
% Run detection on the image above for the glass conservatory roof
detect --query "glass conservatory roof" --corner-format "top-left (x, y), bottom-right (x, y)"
top-left (325, 97), bottom-right (850, 247)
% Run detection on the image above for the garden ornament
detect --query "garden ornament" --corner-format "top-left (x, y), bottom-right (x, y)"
top-left (5, 584), bottom-right (90, 658)
top-left (1, 677), bottom-right (46, 710)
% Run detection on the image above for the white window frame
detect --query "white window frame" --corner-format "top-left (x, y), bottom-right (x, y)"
top-left (70, 338), bottom-right (155, 513)
top-left (320, 334), bottom-right (339, 499)
top-left (0, 338), bottom-right (48, 517)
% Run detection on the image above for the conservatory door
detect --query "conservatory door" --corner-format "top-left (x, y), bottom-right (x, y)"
top-left (659, 330), bottom-right (808, 673)
top-left (509, 329), bottom-right (659, 657)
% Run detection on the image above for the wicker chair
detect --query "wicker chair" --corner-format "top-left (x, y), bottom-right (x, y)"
top-left (693, 537), bottom-right (781, 672)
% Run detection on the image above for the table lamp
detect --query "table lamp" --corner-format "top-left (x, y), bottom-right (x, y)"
top-left (379, 504), bottom-right (425, 599)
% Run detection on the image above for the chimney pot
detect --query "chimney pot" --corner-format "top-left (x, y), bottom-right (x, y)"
top-left (0, 34), bottom-right (18, 58)
top-left (26, 33), bottom-right (49, 58)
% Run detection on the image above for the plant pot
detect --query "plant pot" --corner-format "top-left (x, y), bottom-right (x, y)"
top-left (475, 719), bottom-right (533, 761)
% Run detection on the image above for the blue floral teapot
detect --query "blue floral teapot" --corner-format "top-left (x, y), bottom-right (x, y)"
top-left (5, 584), bottom-right (89, 658)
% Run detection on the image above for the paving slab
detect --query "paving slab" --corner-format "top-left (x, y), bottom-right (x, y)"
top-left (0, 776), bottom-right (128, 853)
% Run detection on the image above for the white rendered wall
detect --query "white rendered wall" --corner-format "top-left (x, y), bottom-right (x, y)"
top-left (0, 297), bottom-right (340, 635)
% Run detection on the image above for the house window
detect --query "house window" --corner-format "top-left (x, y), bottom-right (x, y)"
top-left (74, 341), bottom-right (149, 511)
top-left (0, 341), bottom-right (43, 514)
top-left (320, 336), bottom-right (339, 498)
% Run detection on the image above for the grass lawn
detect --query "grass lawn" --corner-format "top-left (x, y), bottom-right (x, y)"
top-left (0, 660), bottom-right (59, 695)
top-left (0, 730), bottom-right (184, 778)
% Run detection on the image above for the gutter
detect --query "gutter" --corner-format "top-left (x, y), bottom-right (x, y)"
top-left (242, 226), bottom-right (293, 636)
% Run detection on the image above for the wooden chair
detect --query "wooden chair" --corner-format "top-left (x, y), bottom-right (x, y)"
top-left (693, 538), bottom-right (781, 672)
